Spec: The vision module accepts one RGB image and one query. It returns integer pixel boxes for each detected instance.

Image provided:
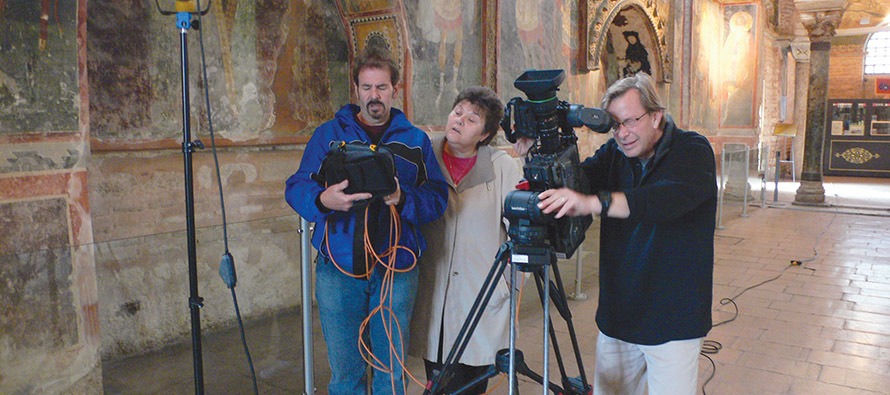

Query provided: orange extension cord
[323,203,420,393]
[323,203,528,393]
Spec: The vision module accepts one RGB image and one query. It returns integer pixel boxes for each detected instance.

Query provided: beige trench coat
[409,136,524,366]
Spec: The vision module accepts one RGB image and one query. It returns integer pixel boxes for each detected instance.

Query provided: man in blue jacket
[536,72,717,395]
[285,46,447,395]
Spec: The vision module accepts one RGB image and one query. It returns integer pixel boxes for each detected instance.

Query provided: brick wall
[829,41,867,98]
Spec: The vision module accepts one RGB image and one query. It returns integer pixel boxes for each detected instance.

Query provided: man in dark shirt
[536,72,717,395]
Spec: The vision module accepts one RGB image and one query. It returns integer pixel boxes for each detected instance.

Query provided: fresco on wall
[266,0,347,136]
[720,4,758,128]
[407,0,482,125]
[0,0,78,134]
[602,7,658,89]
[496,0,601,117]
[0,198,77,350]
[557,0,600,107]
[690,0,721,128]
[500,0,556,99]
[87,0,347,143]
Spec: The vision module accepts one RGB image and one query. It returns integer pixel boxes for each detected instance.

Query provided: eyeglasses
[611,111,650,132]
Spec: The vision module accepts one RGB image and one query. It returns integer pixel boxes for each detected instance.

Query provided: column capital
[794,0,849,42]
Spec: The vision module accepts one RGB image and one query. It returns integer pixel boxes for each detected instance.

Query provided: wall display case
[824,100,890,177]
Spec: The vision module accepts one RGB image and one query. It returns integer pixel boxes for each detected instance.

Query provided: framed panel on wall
[824,99,890,178]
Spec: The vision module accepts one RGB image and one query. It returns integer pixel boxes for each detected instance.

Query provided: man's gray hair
[600,73,666,127]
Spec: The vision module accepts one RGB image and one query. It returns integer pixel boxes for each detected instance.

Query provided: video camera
[500,69,613,260]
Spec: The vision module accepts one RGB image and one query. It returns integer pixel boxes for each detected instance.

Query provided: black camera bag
[314,141,397,200]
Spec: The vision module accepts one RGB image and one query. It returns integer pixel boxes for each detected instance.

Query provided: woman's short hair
[352,45,400,86]
[452,86,504,147]
[600,72,666,128]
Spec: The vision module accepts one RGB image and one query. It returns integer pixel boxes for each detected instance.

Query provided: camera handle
[424,242,591,395]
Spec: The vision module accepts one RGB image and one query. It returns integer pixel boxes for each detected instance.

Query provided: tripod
[424,241,591,395]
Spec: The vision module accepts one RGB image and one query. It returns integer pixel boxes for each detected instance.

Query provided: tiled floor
[103,177,890,394]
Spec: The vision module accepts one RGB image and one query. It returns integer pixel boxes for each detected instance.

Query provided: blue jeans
[315,254,419,395]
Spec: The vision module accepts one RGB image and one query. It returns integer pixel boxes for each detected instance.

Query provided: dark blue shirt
[582,119,717,345]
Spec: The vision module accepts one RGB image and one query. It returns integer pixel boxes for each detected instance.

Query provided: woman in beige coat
[411,86,524,394]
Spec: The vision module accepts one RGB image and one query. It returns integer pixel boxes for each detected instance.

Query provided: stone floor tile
[101,179,890,393]
[818,366,890,394]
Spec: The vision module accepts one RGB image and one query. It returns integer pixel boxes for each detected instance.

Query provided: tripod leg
[446,365,499,395]
[532,268,571,390]
[508,261,518,395]
[549,260,591,389]
[426,243,511,395]
[543,266,550,395]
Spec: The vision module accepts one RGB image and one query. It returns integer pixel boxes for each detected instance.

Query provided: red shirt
[442,149,476,185]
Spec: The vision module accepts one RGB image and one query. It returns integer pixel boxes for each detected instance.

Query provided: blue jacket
[285,104,448,273]
[582,118,717,345]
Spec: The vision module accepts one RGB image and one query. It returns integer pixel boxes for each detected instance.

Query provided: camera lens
[503,190,551,224]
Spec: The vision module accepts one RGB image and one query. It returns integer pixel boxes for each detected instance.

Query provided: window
[864,31,890,74]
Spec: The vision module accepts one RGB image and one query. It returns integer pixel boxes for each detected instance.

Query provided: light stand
[154,1,212,394]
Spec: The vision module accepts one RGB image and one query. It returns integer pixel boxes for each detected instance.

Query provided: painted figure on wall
[516,0,548,68]
[690,0,721,128]
[621,31,651,77]
[720,6,756,127]
[602,9,657,87]
[417,0,471,107]
[1,0,77,134]
[557,0,577,69]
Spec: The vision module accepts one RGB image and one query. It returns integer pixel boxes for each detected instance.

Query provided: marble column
[792,0,847,205]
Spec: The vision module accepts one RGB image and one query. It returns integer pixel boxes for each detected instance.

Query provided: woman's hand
[512,137,535,157]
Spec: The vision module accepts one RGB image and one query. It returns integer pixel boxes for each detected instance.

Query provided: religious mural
[498,0,593,105]
[602,7,658,88]
[408,0,478,120]
[690,0,721,128]
[0,0,78,134]
[87,0,347,143]
[0,198,78,350]
[720,3,758,128]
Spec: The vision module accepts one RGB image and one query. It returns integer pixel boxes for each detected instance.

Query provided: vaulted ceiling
[840,0,890,29]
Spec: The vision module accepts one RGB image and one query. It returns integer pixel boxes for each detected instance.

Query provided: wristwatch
[597,190,612,217]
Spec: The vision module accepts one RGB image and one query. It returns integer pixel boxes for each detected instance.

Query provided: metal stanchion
[716,149,727,230]
[774,150,781,202]
[568,244,587,300]
[759,143,767,208]
[300,218,315,395]
[741,148,750,217]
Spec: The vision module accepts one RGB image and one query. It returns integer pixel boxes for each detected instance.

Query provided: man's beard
[366,100,387,120]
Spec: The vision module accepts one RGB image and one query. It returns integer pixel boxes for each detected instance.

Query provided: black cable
[230,288,258,393]
[712,266,791,327]
[701,202,838,393]
[194,0,229,252]
[193,1,258,393]
[699,340,720,395]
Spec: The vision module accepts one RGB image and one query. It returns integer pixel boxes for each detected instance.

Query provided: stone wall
[81,0,350,364]
[0,0,103,392]
[87,148,302,356]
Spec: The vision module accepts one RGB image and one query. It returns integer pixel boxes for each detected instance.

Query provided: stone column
[792,0,847,205]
